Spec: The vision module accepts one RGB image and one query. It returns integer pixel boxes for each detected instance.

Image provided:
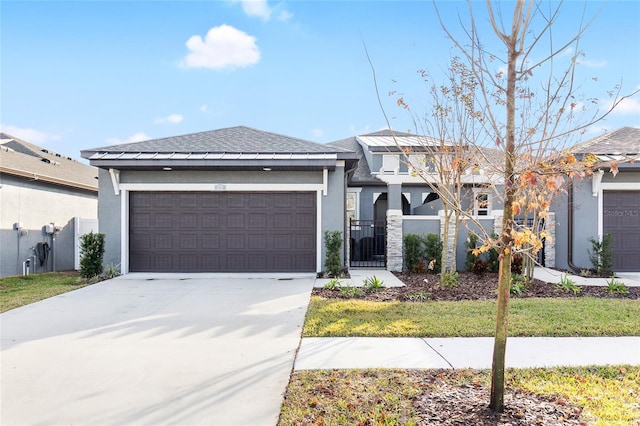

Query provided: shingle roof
[327,137,383,184]
[572,127,640,155]
[84,126,355,155]
[0,133,98,192]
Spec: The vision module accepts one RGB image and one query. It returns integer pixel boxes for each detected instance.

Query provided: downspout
[567,180,582,272]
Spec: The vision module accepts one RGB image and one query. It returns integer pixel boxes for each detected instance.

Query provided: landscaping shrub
[511,253,523,275]
[324,231,343,277]
[79,232,106,279]
[465,233,481,273]
[404,233,442,273]
[588,234,613,276]
[424,233,443,273]
[403,233,424,272]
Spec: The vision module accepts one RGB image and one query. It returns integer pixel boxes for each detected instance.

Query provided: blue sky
[2,0,639,160]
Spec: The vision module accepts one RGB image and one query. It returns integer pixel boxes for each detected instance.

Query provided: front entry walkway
[1,274,315,426]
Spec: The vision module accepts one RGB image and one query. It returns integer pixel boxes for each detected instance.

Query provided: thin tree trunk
[489,3,519,411]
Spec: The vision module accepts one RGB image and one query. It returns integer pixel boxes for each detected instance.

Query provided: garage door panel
[155,213,173,228]
[603,190,640,272]
[202,234,220,249]
[130,191,316,272]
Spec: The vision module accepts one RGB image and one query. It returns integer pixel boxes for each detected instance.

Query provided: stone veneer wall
[386,209,403,271]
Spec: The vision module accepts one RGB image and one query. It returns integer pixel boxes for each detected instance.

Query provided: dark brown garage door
[129,192,316,272]
[603,190,640,272]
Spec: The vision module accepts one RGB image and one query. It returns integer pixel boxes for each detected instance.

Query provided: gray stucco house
[81,126,358,274]
[554,127,640,273]
[0,133,98,277]
[328,129,508,271]
[331,127,639,274]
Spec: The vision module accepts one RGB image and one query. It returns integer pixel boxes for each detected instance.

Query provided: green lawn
[0,272,89,313]
[279,366,640,425]
[304,296,640,337]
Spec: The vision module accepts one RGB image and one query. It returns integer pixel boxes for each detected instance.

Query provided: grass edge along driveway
[304,296,640,337]
[0,272,89,313]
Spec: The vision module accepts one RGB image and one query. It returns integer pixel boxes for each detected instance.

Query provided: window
[474,192,491,216]
[382,155,399,174]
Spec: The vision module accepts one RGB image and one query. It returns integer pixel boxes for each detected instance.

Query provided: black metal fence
[349,220,386,268]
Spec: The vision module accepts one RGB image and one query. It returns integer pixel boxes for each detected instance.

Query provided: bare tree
[421,0,639,412]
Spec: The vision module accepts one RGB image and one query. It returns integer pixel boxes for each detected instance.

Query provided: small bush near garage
[323,231,343,277]
[80,232,106,279]
[588,234,613,276]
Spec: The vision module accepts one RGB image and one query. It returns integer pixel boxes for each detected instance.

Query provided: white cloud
[602,96,640,115]
[240,0,272,20]
[154,114,184,124]
[106,132,150,145]
[0,124,61,144]
[232,0,293,22]
[180,25,260,70]
[311,128,323,138]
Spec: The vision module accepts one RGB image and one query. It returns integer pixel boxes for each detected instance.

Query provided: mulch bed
[412,371,585,425]
[313,271,640,301]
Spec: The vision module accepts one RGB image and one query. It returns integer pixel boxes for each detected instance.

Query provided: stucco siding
[0,174,97,277]
[98,168,345,273]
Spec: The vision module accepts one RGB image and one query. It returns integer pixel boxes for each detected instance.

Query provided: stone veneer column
[544,212,556,268]
[386,209,403,271]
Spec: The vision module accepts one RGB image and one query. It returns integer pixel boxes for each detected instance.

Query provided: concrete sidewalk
[295,336,640,370]
[534,267,640,287]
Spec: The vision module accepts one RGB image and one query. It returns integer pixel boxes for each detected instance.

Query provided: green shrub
[363,275,385,292]
[606,278,629,295]
[79,232,106,279]
[555,273,581,294]
[323,278,342,290]
[324,231,343,277]
[510,274,528,296]
[404,233,442,273]
[424,234,443,273]
[465,233,479,272]
[403,233,425,272]
[588,234,614,277]
[441,271,459,288]
[339,285,364,298]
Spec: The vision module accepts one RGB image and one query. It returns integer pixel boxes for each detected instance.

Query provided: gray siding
[0,174,97,277]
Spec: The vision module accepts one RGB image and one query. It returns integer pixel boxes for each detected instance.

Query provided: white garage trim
[118,183,325,274]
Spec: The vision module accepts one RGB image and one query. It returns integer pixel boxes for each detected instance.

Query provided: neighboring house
[328,130,507,271]
[81,126,358,274]
[554,127,640,273]
[0,133,98,278]
[331,127,638,274]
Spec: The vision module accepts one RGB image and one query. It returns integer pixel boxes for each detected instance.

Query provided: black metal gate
[349,220,386,268]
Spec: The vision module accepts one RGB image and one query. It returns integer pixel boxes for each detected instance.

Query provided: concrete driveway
[1,273,315,426]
